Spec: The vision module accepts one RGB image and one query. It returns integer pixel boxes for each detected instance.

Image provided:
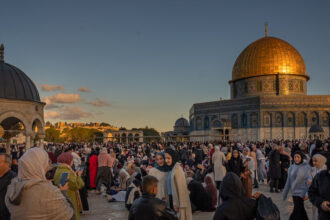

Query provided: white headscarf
[18,147,49,180]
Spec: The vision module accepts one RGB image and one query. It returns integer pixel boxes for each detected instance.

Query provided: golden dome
[232,36,309,81]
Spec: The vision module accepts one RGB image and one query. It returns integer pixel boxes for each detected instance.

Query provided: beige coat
[212,148,227,181]
[171,163,193,220]
[149,167,168,200]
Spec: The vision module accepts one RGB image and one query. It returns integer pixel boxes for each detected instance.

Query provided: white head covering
[18,147,49,180]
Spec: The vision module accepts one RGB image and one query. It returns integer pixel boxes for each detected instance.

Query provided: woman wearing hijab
[282,151,311,220]
[226,148,244,177]
[241,147,254,198]
[204,176,217,211]
[278,145,291,190]
[309,154,327,220]
[165,148,192,220]
[213,172,261,220]
[5,148,74,220]
[87,149,98,189]
[212,146,226,190]
[96,148,114,196]
[149,152,169,200]
[54,152,85,220]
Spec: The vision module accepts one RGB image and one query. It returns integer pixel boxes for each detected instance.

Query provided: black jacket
[213,172,257,220]
[308,170,330,220]
[188,180,212,211]
[0,170,16,220]
[268,149,281,179]
[129,193,178,220]
[226,157,244,177]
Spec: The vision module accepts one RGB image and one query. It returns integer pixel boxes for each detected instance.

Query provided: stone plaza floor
[81,183,313,220]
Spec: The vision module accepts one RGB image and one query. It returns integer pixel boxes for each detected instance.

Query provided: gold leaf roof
[232,36,309,81]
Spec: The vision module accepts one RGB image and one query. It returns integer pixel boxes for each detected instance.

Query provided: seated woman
[213,172,261,220]
[125,178,142,210]
[204,176,217,211]
[5,148,74,220]
[188,179,212,212]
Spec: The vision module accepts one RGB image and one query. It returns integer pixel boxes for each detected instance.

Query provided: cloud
[40,84,65,92]
[42,93,82,105]
[86,98,111,107]
[44,111,61,119]
[44,106,92,120]
[44,104,61,110]
[78,87,91,93]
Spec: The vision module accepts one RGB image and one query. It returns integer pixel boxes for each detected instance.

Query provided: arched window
[241,113,247,128]
[204,116,210,130]
[287,112,295,127]
[264,112,271,127]
[311,112,319,126]
[298,112,307,127]
[250,113,258,128]
[275,112,283,127]
[321,112,329,127]
[231,114,238,129]
[196,117,202,130]
[190,118,194,131]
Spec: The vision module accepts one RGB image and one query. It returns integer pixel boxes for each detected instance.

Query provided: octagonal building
[189,29,330,141]
[0,44,45,149]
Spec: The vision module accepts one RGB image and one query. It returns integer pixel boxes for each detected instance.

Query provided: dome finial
[265,22,268,37]
[0,44,4,63]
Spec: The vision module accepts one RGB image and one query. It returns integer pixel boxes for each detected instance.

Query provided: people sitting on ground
[187,179,212,212]
[129,175,178,220]
[204,176,217,211]
[125,178,142,210]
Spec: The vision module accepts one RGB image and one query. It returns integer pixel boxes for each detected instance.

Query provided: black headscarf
[155,152,170,172]
[165,148,180,169]
[293,151,304,165]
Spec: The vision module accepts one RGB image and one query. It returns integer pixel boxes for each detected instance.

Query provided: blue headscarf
[155,152,170,172]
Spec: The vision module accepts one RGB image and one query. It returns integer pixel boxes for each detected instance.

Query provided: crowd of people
[0,139,329,220]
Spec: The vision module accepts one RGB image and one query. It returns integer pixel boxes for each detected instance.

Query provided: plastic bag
[256,194,280,220]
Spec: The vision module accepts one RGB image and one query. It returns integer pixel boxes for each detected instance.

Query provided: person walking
[87,149,98,189]
[282,151,311,220]
[268,144,281,193]
[278,145,290,190]
[165,148,192,220]
[309,154,327,220]
[308,156,330,220]
[256,145,266,184]
[212,146,227,190]
[226,148,244,177]
[96,148,114,196]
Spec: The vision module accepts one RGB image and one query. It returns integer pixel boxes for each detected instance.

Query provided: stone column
[25,136,31,149]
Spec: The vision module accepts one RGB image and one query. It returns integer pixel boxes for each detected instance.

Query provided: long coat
[149,167,168,200]
[54,164,85,220]
[268,149,281,179]
[212,149,226,181]
[170,163,193,220]
[88,155,98,188]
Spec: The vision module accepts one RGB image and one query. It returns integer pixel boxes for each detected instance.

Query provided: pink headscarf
[57,152,73,166]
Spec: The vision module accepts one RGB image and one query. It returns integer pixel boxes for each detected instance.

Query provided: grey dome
[0,62,40,102]
[175,117,189,127]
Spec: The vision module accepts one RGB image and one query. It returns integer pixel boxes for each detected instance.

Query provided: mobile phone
[59,172,69,186]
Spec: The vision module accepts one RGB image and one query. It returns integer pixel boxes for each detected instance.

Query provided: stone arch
[128,133,133,142]
[134,133,140,142]
[196,116,202,130]
[264,112,271,127]
[298,112,307,127]
[274,112,283,127]
[311,111,319,126]
[204,116,210,130]
[231,114,238,129]
[321,112,329,127]
[0,111,30,134]
[121,133,127,143]
[287,112,295,127]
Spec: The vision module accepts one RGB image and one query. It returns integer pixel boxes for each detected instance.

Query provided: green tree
[45,128,61,142]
